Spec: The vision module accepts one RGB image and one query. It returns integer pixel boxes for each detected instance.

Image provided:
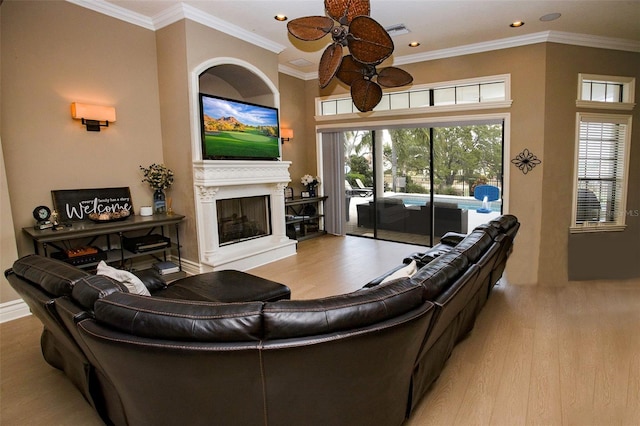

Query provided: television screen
[200,94,280,160]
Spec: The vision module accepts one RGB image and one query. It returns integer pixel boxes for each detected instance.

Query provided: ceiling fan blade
[351,78,383,112]
[287,16,334,41]
[377,67,414,88]
[348,16,394,64]
[336,55,366,86]
[325,0,370,25]
[318,43,344,88]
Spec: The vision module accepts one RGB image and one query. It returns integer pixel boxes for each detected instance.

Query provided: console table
[23,214,184,272]
[285,196,327,241]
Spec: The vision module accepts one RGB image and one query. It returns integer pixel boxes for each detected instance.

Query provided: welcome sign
[52,187,134,222]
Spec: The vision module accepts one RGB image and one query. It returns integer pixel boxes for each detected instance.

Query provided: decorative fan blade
[325,0,370,25]
[287,16,335,41]
[318,43,344,88]
[377,67,414,88]
[348,16,394,64]
[351,78,383,112]
[335,55,367,86]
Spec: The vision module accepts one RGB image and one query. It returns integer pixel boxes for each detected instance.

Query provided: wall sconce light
[281,128,293,143]
[71,102,116,131]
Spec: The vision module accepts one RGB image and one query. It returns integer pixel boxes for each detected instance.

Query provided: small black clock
[33,205,51,222]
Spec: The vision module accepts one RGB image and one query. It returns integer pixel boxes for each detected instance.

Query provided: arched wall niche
[190,57,280,162]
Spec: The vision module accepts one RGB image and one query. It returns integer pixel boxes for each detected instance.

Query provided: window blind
[575,115,628,226]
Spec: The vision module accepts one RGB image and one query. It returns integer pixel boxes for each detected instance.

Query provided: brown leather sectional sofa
[5,215,519,426]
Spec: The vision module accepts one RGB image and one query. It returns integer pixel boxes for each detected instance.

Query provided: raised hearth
[193,160,296,271]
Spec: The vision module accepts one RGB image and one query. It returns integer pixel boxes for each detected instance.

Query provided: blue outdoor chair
[474,185,500,213]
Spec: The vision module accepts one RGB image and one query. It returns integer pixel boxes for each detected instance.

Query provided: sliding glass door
[344,122,503,246]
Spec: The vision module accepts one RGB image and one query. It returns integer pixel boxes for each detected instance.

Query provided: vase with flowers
[301,174,320,197]
[140,163,174,214]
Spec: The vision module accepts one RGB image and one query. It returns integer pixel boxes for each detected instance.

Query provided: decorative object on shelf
[32,205,53,230]
[301,174,320,197]
[511,149,541,175]
[140,163,174,213]
[140,206,153,216]
[286,0,413,112]
[284,186,294,199]
[52,187,133,222]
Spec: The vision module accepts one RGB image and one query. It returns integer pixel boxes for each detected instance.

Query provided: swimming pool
[399,195,501,212]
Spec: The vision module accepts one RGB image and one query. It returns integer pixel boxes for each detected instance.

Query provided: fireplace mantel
[193,160,296,271]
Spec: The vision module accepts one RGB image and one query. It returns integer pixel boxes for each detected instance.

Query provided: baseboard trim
[0,299,31,323]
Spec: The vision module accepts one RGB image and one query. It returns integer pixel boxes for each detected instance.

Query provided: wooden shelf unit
[23,214,185,273]
[285,196,327,241]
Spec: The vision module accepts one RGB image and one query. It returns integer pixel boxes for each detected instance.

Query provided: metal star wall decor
[511,148,541,174]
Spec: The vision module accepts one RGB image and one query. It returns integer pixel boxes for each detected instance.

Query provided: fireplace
[193,160,296,271]
[217,196,271,246]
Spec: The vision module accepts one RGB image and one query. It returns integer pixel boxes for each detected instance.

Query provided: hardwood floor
[2,234,639,425]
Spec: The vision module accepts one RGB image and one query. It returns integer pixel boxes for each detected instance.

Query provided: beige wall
[280,74,311,194]
[1,1,164,302]
[542,44,640,282]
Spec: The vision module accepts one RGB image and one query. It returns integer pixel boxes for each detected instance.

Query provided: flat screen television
[199,93,280,160]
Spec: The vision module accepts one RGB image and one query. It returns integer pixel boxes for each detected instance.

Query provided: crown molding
[66,0,286,54]
[179,4,285,54]
[291,30,640,81]
[546,31,640,53]
[66,0,155,30]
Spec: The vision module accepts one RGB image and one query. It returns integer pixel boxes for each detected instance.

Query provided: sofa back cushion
[452,230,494,263]
[12,254,89,297]
[71,275,129,310]
[93,293,264,342]
[263,279,424,339]
[410,252,469,300]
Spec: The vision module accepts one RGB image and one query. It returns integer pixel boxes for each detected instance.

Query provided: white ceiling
[78,0,640,78]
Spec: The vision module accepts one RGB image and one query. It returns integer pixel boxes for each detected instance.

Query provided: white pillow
[96,261,151,296]
[381,260,418,284]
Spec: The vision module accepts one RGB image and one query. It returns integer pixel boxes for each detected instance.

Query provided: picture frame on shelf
[284,186,294,200]
[301,191,310,198]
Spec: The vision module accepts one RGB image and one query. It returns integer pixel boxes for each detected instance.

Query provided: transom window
[576,74,635,110]
[318,75,510,117]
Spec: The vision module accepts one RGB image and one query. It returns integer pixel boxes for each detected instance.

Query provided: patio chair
[474,185,500,213]
[355,178,373,197]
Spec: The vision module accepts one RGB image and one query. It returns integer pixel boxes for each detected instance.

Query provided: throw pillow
[381,260,417,283]
[96,261,151,296]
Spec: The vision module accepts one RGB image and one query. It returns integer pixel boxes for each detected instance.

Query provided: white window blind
[572,113,631,231]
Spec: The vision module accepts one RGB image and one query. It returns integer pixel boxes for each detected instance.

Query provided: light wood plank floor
[2,234,640,425]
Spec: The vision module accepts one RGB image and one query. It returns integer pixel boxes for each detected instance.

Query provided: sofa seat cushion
[410,252,469,300]
[263,279,425,339]
[94,293,264,342]
[72,275,129,310]
[12,254,89,297]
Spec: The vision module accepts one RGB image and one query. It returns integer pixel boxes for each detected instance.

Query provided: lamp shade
[281,128,293,139]
[71,103,116,122]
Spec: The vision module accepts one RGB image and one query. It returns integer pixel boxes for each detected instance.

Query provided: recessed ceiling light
[540,13,561,22]
[274,14,288,22]
[510,21,525,28]
[409,41,420,47]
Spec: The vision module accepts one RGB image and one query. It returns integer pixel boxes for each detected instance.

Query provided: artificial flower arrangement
[301,174,320,188]
[140,163,174,190]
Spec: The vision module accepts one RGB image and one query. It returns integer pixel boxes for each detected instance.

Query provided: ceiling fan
[287,0,413,112]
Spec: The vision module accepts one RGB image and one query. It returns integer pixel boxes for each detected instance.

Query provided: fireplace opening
[217,195,271,246]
